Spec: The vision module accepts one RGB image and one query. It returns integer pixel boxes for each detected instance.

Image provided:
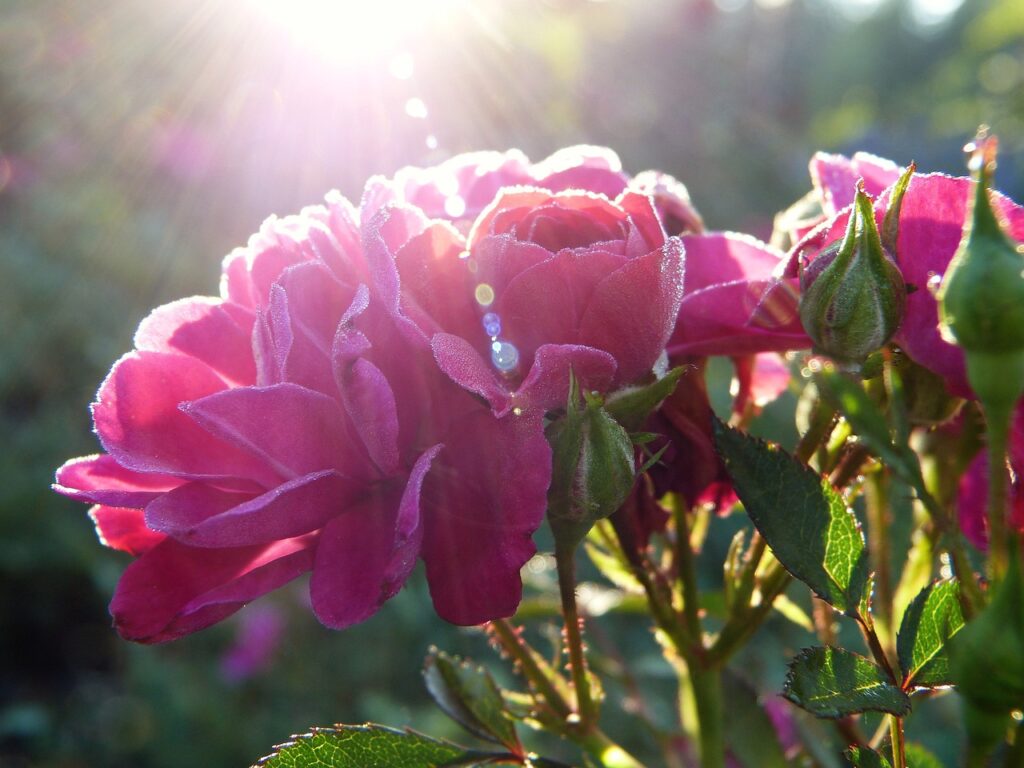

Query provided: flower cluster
[56,143,1024,643]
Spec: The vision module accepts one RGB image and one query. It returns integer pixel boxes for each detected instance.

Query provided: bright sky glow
[251,0,463,63]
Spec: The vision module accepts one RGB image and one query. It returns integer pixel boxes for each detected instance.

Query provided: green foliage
[897,580,965,689]
[846,745,892,768]
[815,369,921,486]
[713,421,870,617]
[904,743,943,768]
[423,649,520,750]
[604,366,685,432]
[253,725,495,768]
[720,672,788,768]
[783,647,910,719]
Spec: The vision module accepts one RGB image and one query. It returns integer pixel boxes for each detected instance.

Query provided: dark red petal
[422,409,549,625]
[146,471,361,547]
[111,535,313,643]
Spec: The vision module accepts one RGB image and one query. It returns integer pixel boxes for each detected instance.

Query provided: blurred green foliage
[0,0,1020,765]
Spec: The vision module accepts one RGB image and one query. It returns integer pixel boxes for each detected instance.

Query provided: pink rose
[56,183,550,641]
[789,158,1024,398]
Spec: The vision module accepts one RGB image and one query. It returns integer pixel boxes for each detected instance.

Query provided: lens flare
[250,0,463,63]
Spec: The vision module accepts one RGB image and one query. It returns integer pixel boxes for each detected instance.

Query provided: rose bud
[798,167,912,370]
[938,134,1024,416]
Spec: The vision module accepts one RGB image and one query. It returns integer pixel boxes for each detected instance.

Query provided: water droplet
[425,134,438,150]
[474,283,495,307]
[926,271,942,296]
[565,713,582,725]
[512,406,523,416]
[444,195,467,218]
[482,312,502,338]
[404,97,428,119]
[490,340,519,372]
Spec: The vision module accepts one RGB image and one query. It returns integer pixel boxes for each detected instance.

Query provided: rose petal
[182,383,372,481]
[92,351,274,485]
[89,505,166,555]
[579,239,685,385]
[111,535,314,643]
[145,470,361,547]
[422,408,549,624]
[54,454,179,507]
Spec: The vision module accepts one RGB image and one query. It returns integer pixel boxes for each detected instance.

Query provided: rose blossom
[55,146,700,642]
[55,183,550,641]
[788,154,1024,398]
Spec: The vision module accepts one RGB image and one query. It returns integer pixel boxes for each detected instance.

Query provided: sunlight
[250,0,463,63]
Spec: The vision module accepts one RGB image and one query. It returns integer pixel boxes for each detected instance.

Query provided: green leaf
[846,745,893,768]
[897,580,965,689]
[585,521,643,593]
[904,743,943,768]
[423,649,519,749]
[815,369,920,485]
[713,421,870,616]
[253,724,493,768]
[721,671,789,768]
[783,647,911,718]
[604,365,686,431]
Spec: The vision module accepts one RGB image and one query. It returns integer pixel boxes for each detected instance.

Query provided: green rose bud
[938,133,1024,414]
[799,168,912,370]
[547,376,636,555]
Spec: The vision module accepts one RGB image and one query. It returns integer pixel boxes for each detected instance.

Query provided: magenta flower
[55,181,550,641]
[54,146,701,643]
[669,232,809,358]
[958,402,1024,549]
[790,161,1024,398]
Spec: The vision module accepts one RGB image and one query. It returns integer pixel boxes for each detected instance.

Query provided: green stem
[866,470,895,651]
[670,496,726,768]
[889,716,907,768]
[555,546,598,727]
[706,559,792,667]
[489,619,646,768]
[985,398,1012,582]
[489,618,571,720]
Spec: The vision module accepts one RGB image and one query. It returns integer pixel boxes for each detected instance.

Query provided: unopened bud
[799,168,912,369]
[938,132,1024,413]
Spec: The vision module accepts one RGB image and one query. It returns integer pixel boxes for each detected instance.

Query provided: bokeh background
[2,0,1022,765]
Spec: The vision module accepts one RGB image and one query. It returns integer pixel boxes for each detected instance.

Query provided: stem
[860,616,897,683]
[688,664,725,768]
[489,619,646,768]
[555,546,597,727]
[795,397,838,464]
[489,619,572,720]
[672,497,702,641]
[670,496,726,768]
[865,470,895,651]
[889,716,907,768]
[706,559,792,667]
[985,399,1012,582]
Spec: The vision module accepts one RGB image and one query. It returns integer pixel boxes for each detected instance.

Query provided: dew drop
[475,283,495,307]
[490,340,519,373]
[512,406,523,416]
[926,271,942,296]
[425,134,438,150]
[482,312,502,338]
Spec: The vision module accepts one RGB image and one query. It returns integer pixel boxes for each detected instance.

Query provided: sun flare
[250,0,463,62]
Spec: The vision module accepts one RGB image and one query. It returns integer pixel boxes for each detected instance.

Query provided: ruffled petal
[422,409,549,624]
[311,447,440,630]
[110,535,314,643]
[134,297,256,386]
[54,454,179,507]
[89,505,166,555]
[182,383,372,481]
[92,351,273,485]
[580,239,685,385]
[145,470,361,547]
